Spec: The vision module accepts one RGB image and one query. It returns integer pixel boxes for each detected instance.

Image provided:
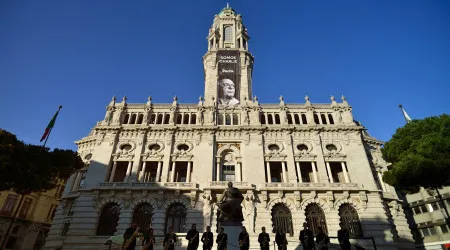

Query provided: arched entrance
[339,203,363,237]
[271,203,294,235]
[305,203,328,234]
[132,203,153,230]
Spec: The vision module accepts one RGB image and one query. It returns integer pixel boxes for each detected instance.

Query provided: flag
[40,106,62,142]
[399,104,412,123]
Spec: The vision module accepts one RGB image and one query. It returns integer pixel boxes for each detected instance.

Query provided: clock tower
[203,4,254,106]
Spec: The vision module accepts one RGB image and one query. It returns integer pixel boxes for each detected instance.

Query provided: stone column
[126,161,133,182]
[140,161,147,182]
[156,161,162,182]
[266,162,271,183]
[326,162,333,183]
[341,162,350,183]
[109,161,117,182]
[170,162,176,182]
[216,162,221,181]
[236,162,242,182]
[186,161,192,183]
[296,162,302,183]
[312,162,318,183]
[282,162,288,183]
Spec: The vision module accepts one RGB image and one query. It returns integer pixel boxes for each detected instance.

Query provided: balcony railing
[262,182,360,189]
[97,182,197,190]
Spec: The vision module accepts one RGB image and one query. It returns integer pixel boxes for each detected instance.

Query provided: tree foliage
[0,129,84,195]
[382,114,450,193]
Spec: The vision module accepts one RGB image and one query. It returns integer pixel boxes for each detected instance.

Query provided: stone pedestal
[221,221,243,250]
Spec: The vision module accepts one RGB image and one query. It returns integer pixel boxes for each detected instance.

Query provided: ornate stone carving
[294,191,301,210]
[326,191,334,209]
[123,190,132,208]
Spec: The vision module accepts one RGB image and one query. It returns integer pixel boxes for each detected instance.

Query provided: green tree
[0,129,84,195]
[0,129,84,249]
[381,114,450,193]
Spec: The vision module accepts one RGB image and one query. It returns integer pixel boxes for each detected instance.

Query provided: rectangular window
[19,198,32,218]
[1,194,18,216]
[222,165,235,181]
[298,162,313,183]
[431,202,440,210]
[413,206,421,214]
[61,222,70,236]
[440,224,449,234]
[429,227,437,235]
[420,204,428,213]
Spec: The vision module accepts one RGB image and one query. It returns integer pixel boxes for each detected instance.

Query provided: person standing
[315,226,329,250]
[338,222,351,250]
[142,227,155,250]
[258,227,270,250]
[275,227,287,250]
[299,222,314,250]
[216,227,228,250]
[123,222,139,250]
[186,224,200,250]
[201,226,214,250]
[238,226,250,250]
[163,226,177,250]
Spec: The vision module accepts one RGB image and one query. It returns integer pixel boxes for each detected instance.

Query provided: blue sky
[1,0,449,150]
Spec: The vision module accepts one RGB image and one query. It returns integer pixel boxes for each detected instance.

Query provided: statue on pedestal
[217,182,244,222]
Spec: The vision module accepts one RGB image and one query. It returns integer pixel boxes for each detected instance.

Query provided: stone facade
[44,5,414,250]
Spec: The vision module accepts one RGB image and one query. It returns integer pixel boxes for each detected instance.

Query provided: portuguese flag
[40,106,62,142]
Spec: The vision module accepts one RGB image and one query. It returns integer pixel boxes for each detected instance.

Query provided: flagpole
[42,126,53,149]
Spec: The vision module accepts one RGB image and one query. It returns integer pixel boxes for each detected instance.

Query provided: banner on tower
[217,50,240,106]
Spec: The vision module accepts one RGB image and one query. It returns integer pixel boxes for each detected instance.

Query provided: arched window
[96,203,120,236]
[163,114,170,124]
[224,26,233,42]
[287,114,293,124]
[157,114,163,124]
[272,204,294,236]
[191,114,197,124]
[328,114,334,124]
[260,114,266,124]
[305,203,328,235]
[339,204,363,237]
[133,203,153,230]
[274,114,281,124]
[301,114,307,124]
[218,114,224,125]
[233,114,239,125]
[177,114,183,124]
[123,114,130,124]
[130,114,137,124]
[150,114,156,124]
[313,114,320,124]
[137,114,144,124]
[268,114,274,124]
[165,203,186,233]
[183,114,190,124]
[321,114,327,124]
[225,114,231,125]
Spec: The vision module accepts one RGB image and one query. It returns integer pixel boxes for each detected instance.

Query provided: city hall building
[45,5,414,250]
